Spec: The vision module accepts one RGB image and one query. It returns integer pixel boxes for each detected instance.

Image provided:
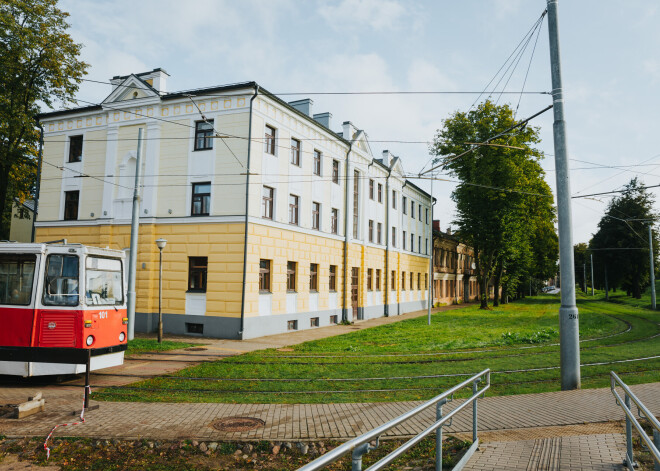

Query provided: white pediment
[102,75,160,105]
[390,157,405,178]
[351,130,374,158]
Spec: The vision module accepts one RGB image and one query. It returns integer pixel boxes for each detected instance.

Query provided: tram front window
[43,254,79,306]
[85,257,123,305]
[0,254,36,305]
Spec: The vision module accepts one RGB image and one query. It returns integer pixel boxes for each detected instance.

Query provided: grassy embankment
[97,291,659,404]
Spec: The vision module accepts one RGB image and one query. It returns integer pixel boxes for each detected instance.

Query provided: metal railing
[299,369,490,471]
[611,371,660,470]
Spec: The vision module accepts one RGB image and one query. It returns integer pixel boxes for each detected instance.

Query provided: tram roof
[0,242,125,258]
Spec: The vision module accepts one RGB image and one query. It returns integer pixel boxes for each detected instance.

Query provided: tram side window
[86,257,123,305]
[0,254,36,305]
[43,254,79,306]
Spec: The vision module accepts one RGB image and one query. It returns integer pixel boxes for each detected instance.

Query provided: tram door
[351,267,362,320]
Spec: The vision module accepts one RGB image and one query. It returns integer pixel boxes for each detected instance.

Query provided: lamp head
[155,238,167,250]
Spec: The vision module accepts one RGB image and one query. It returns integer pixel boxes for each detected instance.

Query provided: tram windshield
[0,254,36,305]
[85,257,123,306]
[43,254,79,306]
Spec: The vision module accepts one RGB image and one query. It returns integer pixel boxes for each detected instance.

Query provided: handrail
[610,371,660,470]
[299,368,490,471]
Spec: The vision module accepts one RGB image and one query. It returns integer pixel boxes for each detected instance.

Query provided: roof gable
[102,74,160,105]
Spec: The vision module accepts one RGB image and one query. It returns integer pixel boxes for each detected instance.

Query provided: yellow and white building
[35,69,433,339]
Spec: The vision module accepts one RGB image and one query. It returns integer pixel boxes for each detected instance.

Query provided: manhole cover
[185,347,207,351]
[211,417,265,432]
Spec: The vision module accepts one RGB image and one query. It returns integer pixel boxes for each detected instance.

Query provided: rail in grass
[298,369,490,471]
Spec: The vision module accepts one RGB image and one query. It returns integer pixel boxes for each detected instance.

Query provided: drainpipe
[239,84,259,339]
[341,143,353,323]
[384,164,392,316]
[31,120,44,243]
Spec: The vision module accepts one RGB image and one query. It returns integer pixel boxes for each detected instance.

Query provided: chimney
[382,150,394,167]
[433,220,440,232]
[288,98,313,116]
[313,112,332,129]
[144,68,169,93]
[343,121,359,141]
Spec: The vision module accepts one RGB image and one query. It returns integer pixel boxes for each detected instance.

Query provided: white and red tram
[0,242,127,376]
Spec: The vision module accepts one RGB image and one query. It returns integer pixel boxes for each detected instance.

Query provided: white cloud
[319,0,408,31]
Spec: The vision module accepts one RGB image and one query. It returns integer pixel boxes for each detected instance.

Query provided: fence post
[436,398,448,471]
[654,429,660,471]
[624,394,635,469]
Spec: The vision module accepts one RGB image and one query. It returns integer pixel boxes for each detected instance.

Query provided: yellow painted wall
[78,129,107,219]
[39,137,66,221]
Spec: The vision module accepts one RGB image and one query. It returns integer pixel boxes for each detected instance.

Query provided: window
[426,238,429,255]
[392,227,396,248]
[191,182,211,216]
[331,208,339,234]
[353,170,359,238]
[43,254,79,306]
[312,202,321,230]
[369,179,374,200]
[417,273,421,290]
[188,257,207,292]
[392,190,397,209]
[332,160,340,184]
[377,223,382,244]
[330,315,338,324]
[425,273,428,290]
[287,320,298,331]
[403,196,408,214]
[0,254,36,306]
[329,265,337,291]
[411,200,415,217]
[259,259,271,292]
[265,125,276,155]
[310,263,318,291]
[376,269,381,291]
[310,317,319,327]
[419,236,422,253]
[403,231,407,250]
[287,261,297,291]
[262,186,274,219]
[377,183,383,203]
[313,150,322,175]
[64,191,79,221]
[367,268,373,291]
[411,233,415,252]
[289,194,299,225]
[402,271,406,290]
[391,270,396,290]
[290,138,301,166]
[85,257,123,306]
[369,220,374,242]
[419,205,422,221]
[186,323,204,334]
[426,208,429,224]
[68,135,83,162]
[194,121,214,150]
[410,272,414,290]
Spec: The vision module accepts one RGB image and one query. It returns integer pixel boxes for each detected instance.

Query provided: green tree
[0,0,88,238]
[431,100,556,309]
[590,178,658,298]
[573,242,589,293]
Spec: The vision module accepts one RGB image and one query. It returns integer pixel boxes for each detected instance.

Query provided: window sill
[191,213,210,217]
[186,290,206,294]
[193,148,213,152]
[259,291,272,295]
[286,290,297,294]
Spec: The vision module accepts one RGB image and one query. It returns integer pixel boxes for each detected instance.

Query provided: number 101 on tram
[0,242,128,376]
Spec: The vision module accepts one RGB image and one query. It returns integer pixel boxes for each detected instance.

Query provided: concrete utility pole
[649,225,656,310]
[590,254,594,296]
[127,128,144,341]
[583,263,586,293]
[428,173,434,326]
[547,0,581,390]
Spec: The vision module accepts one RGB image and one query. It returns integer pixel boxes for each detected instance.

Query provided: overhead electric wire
[514,11,545,117]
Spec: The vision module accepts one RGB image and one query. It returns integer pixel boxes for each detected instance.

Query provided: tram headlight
[86,335,94,346]
[119,332,126,342]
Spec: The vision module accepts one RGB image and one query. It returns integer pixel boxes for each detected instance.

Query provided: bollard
[436,398,448,471]
[351,440,378,471]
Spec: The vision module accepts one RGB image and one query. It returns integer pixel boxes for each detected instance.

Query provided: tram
[0,241,128,376]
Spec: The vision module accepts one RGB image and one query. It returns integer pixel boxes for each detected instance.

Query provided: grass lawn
[125,338,199,355]
[97,291,660,404]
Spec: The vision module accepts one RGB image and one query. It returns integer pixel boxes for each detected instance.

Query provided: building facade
[432,223,479,305]
[35,69,433,339]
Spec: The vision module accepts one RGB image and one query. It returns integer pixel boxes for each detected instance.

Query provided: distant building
[35,68,433,339]
[432,221,479,305]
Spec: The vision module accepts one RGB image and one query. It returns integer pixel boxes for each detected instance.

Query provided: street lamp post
[155,238,167,343]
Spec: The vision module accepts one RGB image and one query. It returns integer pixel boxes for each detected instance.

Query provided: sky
[56,0,660,245]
